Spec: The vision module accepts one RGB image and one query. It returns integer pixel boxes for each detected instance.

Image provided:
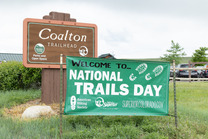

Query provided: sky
[0,0,208,59]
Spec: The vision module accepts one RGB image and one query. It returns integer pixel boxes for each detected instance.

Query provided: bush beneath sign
[0,61,41,90]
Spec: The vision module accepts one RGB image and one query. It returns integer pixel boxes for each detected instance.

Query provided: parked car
[176,64,199,78]
[195,66,204,78]
[200,65,208,78]
[170,66,174,77]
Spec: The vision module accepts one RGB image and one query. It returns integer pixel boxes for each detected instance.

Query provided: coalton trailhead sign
[23,18,97,68]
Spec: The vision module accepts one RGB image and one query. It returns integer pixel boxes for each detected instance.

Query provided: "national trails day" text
[68,59,163,97]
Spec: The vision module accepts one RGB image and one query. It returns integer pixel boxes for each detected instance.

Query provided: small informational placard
[23,18,97,68]
[64,56,170,116]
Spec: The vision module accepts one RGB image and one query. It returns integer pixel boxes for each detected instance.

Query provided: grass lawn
[0,89,41,116]
[0,82,207,138]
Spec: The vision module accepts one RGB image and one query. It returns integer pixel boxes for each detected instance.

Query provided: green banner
[64,56,170,116]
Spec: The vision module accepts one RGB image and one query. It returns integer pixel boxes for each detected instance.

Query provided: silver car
[176,64,199,78]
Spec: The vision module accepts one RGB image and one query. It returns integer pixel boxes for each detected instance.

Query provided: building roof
[0,53,22,62]
[98,53,116,59]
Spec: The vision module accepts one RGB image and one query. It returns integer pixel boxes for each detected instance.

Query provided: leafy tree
[191,47,208,65]
[161,40,186,65]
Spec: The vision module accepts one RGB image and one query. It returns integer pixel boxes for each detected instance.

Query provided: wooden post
[60,54,63,138]
[41,12,76,104]
[188,61,191,82]
[173,60,178,128]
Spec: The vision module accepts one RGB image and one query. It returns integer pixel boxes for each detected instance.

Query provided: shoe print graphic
[145,65,163,81]
[129,63,147,81]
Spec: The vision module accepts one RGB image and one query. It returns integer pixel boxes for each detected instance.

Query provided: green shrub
[0,61,23,90]
[21,66,42,89]
[0,61,41,90]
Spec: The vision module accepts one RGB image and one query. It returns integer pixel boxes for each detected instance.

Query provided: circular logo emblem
[79,46,88,56]
[95,97,105,107]
[34,43,45,54]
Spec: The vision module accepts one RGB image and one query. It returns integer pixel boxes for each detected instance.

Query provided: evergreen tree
[161,40,186,65]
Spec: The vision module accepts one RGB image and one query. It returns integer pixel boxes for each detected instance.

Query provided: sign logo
[70,96,76,110]
[95,97,118,107]
[79,46,88,56]
[34,43,45,54]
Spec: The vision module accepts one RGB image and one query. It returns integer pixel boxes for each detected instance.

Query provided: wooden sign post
[23,12,98,104]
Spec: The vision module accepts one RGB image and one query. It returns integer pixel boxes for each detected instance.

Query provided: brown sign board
[23,18,97,68]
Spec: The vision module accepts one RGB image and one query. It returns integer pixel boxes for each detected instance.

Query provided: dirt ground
[3,99,64,118]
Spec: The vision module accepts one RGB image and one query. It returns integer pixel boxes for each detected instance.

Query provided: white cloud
[0,0,208,59]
